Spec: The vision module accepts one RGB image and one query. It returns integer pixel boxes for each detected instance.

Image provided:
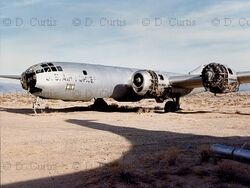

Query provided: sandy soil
[0,92,250,188]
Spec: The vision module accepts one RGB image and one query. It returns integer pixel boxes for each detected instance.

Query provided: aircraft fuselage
[23,62,187,102]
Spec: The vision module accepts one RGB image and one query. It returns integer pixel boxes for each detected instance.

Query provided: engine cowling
[132,70,167,97]
[201,63,239,94]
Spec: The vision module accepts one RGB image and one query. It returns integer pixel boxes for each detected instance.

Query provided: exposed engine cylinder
[201,63,239,94]
[132,70,167,97]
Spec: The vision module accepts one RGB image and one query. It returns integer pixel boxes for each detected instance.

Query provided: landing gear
[164,96,181,113]
[91,98,108,111]
[32,96,40,115]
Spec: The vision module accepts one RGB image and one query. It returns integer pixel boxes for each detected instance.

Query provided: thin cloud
[11,0,43,7]
[1,0,250,74]
[187,1,250,19]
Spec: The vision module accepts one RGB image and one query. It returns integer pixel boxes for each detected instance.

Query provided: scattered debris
[211,144,250,164]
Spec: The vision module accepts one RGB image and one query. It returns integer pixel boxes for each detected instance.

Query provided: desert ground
[0,92,250,188]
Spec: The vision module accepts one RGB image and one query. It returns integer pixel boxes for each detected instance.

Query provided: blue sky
[1,0,250,76]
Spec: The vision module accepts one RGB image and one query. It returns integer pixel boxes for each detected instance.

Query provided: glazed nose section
[21,68,37,92]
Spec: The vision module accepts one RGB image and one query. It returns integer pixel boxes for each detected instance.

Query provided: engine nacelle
[132,70,168,97]
[201,63,239,94]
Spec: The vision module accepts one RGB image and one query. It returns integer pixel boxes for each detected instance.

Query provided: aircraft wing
[169,71,250,89]
[0,75,21,80]
[168,74,203,88]
[236,71,250,84]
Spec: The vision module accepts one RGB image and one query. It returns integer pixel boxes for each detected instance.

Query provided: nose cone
[21,68,37,92]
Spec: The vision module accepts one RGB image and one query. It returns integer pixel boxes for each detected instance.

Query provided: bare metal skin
[1,62,250,113]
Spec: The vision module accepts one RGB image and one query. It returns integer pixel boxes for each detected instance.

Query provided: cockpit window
[36,69,44,74]
[228,68,233,75]
[35,63,63,74]
[41,64,48,68]
[158,74,164,80]
[50,66,57,72]
[44,67,51,72]
[48,63,54,66]
[56,66,63,71]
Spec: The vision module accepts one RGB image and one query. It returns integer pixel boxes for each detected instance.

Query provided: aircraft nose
[21,68,37,92]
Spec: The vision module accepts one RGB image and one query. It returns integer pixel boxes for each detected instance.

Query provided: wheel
[92,98,108,110]
[164,101,178,113]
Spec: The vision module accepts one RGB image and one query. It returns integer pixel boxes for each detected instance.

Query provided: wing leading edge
[0,75,21,80]
[236,71,250,84]
[168,74,202,88]
[169,71,250,89]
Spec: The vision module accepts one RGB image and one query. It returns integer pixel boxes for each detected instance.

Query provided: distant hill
[240,84,250,91]
[0,82,249,93]
[0,82,23,92]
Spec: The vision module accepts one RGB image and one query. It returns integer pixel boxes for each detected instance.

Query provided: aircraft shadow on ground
[0,105,148,114]
[2,119,250,188]
[176,111,250,116]
[1,105,250,116]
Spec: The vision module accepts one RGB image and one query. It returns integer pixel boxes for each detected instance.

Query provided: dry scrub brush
[107,160,137,185]
[217,160,250,186]
[158,147,180,166]
[199,144,212,163]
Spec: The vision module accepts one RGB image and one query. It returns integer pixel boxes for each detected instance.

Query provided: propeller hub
[133,73,144,87]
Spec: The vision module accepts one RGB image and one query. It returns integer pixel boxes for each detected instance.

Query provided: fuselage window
[51,66,57,72]
[56,66,63,71]
[83,70,88,75]
[158,74,164,80]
